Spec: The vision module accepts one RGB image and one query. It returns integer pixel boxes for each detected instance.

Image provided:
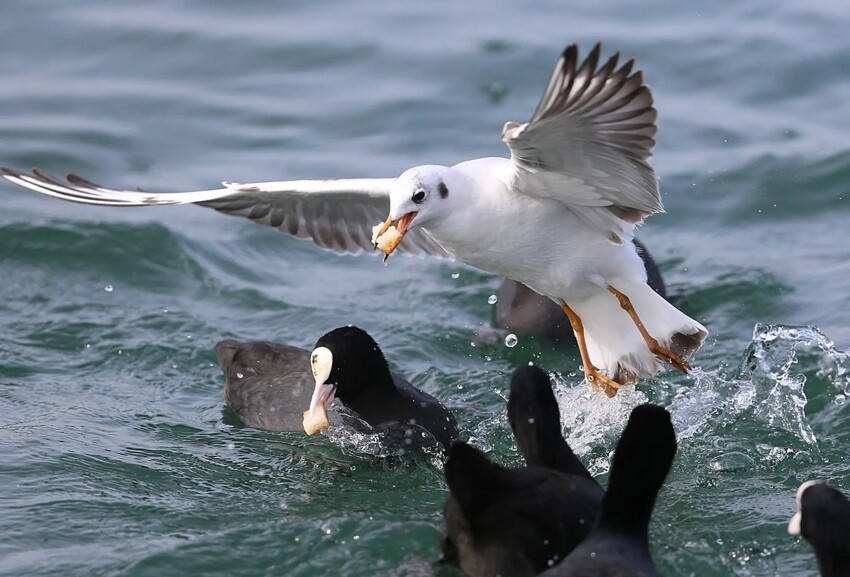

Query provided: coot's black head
[601,404,676,539]
[507,366,560,440]
[313,326,392,401]
[303,326,395,434]
[506,365,592,479]
[789,481,850,577]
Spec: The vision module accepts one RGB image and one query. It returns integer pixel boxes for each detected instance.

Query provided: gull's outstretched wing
[0,168,449,256]
[502,43,661,242]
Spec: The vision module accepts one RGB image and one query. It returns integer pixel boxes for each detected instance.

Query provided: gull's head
[388,165,451,228]
[372,166,453,257]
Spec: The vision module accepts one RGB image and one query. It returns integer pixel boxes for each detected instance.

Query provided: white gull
[0,43,708,395]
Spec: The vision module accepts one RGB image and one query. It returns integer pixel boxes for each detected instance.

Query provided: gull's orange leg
[607,285,690,372]
[560,302,621,397]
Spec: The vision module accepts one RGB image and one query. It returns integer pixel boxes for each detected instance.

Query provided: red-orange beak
[395,211,417,236]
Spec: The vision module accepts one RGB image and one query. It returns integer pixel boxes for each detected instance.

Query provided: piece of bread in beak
[302,408,330,435]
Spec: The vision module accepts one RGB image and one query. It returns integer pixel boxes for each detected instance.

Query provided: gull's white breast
[422,158,647,302]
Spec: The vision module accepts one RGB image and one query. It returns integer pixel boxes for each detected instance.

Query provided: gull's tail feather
[571,278,707,383]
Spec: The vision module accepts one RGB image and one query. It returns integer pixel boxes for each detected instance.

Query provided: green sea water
[1,1,849,576]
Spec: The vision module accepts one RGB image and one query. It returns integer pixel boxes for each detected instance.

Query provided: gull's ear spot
[438,180,449,199]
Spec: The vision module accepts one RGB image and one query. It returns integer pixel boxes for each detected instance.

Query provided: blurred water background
[1,1,849,576]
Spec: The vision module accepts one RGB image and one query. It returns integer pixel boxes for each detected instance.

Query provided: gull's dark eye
[412,189,426,204]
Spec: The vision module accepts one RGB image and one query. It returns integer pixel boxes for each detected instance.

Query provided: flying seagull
[0,43,707,395]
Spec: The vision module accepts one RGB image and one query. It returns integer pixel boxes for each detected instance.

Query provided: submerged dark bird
[216,338,315,431]
[788,480,850,577]
[540,404,676,577]
[216,326,459,451]
[442,366,602,576]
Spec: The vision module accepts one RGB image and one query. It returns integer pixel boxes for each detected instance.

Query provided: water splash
[743,324,818,444]
[670,324,849,450]
[322,411,446,468]
[546,324,849,476]
[551,373,648,476]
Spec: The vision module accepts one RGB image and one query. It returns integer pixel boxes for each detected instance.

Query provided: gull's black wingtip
[559,41,605,62]
[0,166,28,178]
[588,41,602,61]
[67,173,105,188]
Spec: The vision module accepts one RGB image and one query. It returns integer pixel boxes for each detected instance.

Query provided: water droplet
[353,535,360,540]
[451,272,460,279]
[186,334,192,340]
[236,372,244,379]
[487,294,498,305]
[226,442,235,450]
[470,342,476,348]
[835,394,846,405]
[485,356,491,362]
[85,344,91,349]
[104,284,113,292]
[162,307,169,313]
[527,417,535,424]
[504,333,518,348]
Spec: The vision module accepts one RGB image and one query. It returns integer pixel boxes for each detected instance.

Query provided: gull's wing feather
[502,43,661,240]
[0,168,448,256]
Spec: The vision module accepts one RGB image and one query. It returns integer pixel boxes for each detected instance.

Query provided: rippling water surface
[1,1,849,576]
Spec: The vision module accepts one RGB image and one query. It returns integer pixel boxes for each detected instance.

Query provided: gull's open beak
[303,347,336,435]
[396,212,417,235]
[373,212,418,258]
